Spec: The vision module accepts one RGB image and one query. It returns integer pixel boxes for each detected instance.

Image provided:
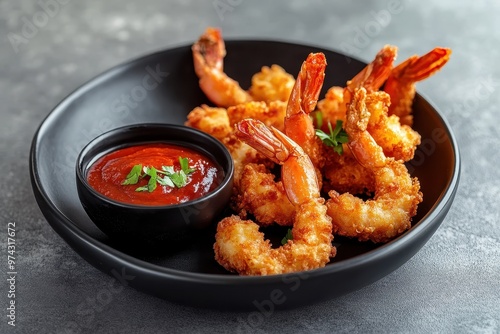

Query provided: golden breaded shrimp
[316,86,346,124]
[384,47,452,125]
[227,100,287,132]
[322,146,376,195]
[221,135,273,189]
[231,53,328,225]
[249,65,295,103]
[317,45,397,127]
[319,49,417,194]
[198,101,286,191]
[321,90,419,195]
[326,88,423,243]
[234,163,295,226]
[192,27,253,107]
[185,104,231,141]
[344,88,387,169]
[317,58,385,195]
[365,91,421,162]
[284,52,327,170]
[185,104,274,191]
[214,119,335,275]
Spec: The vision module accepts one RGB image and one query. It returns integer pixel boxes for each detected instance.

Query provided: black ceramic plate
[30,40,460,310]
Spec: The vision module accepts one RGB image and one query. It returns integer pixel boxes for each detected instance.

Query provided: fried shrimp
[185,28,451,270]
[384,47,452,126]
[235,163,295,226]
[214,119,335,275]
[326,88,423,243]
[192,27,253,107]
[322,146,376,195]
[316,86,346,124]
[232,53,327,225]
[185,104,231,141]
[186,100,287,139]
[319,47,417,194]
[365,91,421,162]
[249,65,295,103]
[318,45,399,194]
[317,45,397,128]
[226,100,287,132]
[185,103,275,192]
[222,136,273,188]
[285,52,327,171]
[321,90,419,192]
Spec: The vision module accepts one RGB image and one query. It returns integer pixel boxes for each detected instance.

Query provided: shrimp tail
[284,52,327,172]
[192,27,253,107]
[235,119,290,165]
[284,53,326,142]
[192,27,225,76]
[387,47,451,83]
[236,119,319,205]
[289,52,327,115]
[346,45,398,97]
[384,47,452,125]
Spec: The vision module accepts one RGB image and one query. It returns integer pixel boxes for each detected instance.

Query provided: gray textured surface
[1,0,499,333]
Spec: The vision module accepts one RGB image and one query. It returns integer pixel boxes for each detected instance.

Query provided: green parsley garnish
[143,166,160,192]
[121,157,196,193]
[281,228,293,245]
[313,110,324,129]
[179,157,196,174]
[314,113,349,155]
[122,164,142,185]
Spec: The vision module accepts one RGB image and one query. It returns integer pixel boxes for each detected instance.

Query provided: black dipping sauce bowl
[76,123,234,246]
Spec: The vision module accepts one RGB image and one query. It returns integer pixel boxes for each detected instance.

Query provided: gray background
[1,0,499,333]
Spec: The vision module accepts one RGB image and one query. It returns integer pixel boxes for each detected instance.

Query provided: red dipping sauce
[87,143,223,206]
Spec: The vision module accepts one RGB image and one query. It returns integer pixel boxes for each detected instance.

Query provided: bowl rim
[75,123,235,210]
